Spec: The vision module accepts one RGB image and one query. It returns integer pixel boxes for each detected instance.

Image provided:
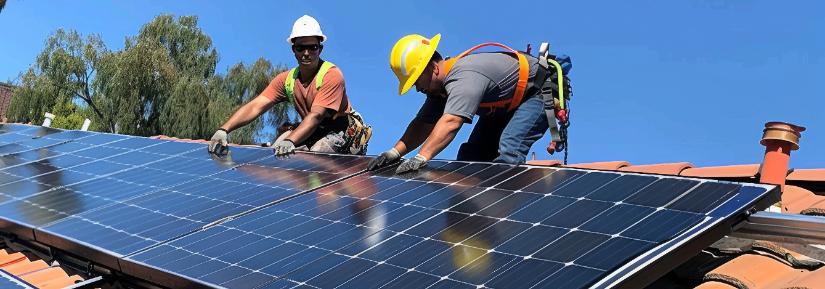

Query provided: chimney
[759,121,805,188]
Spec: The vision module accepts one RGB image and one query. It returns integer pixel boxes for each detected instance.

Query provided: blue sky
[2,0,823,168]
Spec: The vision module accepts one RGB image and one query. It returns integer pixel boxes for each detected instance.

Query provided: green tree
[8,14,289,142]
[93,38,177,135]
[211,58,289,144]
[7,29,107,126]
[135,14,217,80]
[50,101,92,130]
[159,76,208,139]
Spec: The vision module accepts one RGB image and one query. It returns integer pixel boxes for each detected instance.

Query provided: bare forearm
[220,97,273,132]
[286,112,324,145]
[418,115,463,160]
[394,119,434,156]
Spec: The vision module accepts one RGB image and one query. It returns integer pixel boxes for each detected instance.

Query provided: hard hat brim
[399,33,441,95]
[287,34,326,44]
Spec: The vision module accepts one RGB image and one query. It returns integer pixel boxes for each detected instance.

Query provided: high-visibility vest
[284,61,336,104]
[442,43,529,112]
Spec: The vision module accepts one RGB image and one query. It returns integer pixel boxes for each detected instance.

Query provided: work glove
[208,129,229,155]
[366,148,401,171]
[395,154,428,174]
[273,139,296,156]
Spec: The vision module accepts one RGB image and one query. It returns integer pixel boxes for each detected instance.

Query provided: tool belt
[341,111,372,155]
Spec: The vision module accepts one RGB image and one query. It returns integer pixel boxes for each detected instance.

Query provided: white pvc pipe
[81,119,91,131]
[42,112,55,127]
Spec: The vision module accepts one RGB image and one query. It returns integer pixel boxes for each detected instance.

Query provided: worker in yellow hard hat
[208,15,371,157]
[368,33,568,173]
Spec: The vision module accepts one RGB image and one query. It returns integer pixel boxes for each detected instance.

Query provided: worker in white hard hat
[208,15,371,156]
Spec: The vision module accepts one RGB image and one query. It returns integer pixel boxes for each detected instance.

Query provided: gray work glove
[366,148,401,171]
[273,139,296,156]
[395,154,428,174]
[208,129,229,155]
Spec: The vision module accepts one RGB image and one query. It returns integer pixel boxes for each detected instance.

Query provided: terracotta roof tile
[1,259,48,276]
[694,281,737,289]
[151,135,264,148]
[565,161,630,170]
[525,159,562,166]
[0,249,83,288]
[25,268,83,289]
[618,162,694,175]
[780,185,825,214]
[0,252,26,267]
[680,164,761,178]
[697,244,825,289]
[787,169,825,182]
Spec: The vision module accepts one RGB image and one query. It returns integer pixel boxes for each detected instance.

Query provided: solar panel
[0,125,370,269]
[0,125,778,288]
[121,159,777,289]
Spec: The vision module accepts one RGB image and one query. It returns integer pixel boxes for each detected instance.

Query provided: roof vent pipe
[759,121,805,189]
[42,112,55,127]
[81,119,91,131]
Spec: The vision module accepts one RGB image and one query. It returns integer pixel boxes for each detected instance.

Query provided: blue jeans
[456,95,549,164]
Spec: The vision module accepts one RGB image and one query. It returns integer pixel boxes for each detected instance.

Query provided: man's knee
[309,132,346,153]
[494,149,526,164]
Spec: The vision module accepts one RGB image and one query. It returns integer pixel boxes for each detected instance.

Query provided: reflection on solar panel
[0,124,778,289]
[124,162,775,288]
[0,124,369,269]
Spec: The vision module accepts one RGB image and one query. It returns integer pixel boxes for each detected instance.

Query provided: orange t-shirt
[260,65,352,119]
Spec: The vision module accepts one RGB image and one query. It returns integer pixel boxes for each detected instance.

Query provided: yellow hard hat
[389,33,441,95]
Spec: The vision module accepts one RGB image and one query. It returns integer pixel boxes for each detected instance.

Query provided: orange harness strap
[442,43,529,112]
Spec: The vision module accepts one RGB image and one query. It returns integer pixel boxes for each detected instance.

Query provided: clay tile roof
[0,248,83,288]
[779,185,825,214]
[526,159,562,166]
[696,242,825,289]
[787,169,825,182]
[680,164,761,178]
[618,162,694,175]
[565,161,630,170]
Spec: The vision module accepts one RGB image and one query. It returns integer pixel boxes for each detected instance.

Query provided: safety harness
[442,43,571,163]
[282,61,373,154]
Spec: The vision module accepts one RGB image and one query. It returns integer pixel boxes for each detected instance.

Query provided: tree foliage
[7,29,106,127]
[8,14,290,143]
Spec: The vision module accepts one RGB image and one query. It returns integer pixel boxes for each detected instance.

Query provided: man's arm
[417,113,464,160]
[284,105,331,145]
[220,95,277,132]
[393,118,436,156]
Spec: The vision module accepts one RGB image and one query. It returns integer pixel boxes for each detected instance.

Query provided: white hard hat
[287,15,326,44]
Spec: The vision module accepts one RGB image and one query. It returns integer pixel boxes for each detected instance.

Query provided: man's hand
[208,129,229,155]
[395,154,428,174]
[366,148,401,171]
[273,139,296,156]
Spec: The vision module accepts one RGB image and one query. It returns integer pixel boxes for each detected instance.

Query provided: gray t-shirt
[416,52,540,124]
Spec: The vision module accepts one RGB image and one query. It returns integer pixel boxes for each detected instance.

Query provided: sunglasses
[292,44,321,52]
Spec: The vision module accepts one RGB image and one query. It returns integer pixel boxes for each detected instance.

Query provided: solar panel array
[0,124,778,289]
